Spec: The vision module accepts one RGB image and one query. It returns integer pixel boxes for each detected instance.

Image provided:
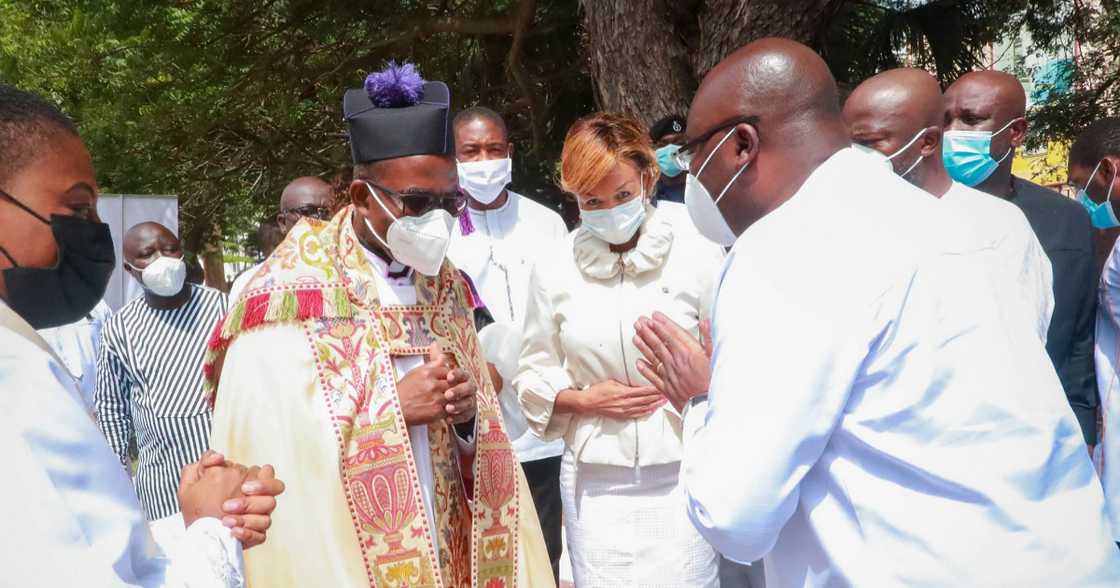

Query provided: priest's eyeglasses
[369,181,468,217]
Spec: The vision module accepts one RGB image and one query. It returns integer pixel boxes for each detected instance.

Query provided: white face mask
[579,181,647,245]
[457,157,512,205]
[685,127,746,247]
[364,182,455,276]
[884,127,928,178]
[138,254,187,297]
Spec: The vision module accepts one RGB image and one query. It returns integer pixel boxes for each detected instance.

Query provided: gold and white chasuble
[204,207,552,587]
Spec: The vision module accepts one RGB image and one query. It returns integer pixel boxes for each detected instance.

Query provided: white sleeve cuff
[164,517,245,588]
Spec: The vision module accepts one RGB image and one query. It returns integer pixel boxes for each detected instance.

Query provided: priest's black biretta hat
[343,62,452,164]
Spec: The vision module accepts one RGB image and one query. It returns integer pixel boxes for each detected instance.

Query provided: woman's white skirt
[560,451,719,587]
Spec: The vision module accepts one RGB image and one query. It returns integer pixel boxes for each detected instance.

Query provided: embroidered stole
[206,209,520,587]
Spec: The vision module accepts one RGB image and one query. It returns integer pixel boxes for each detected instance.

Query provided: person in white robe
[1069,117,1120,544]
[636,40,1120,587]
[0,81,284,587]
[37,298,112,413]
[515,113,724,587]
[447,106,571,580]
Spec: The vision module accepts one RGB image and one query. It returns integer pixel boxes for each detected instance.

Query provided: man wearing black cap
[205,62,552,587]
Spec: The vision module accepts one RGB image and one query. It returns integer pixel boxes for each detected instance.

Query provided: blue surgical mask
[1077,160,1119,229]
[942,118,1020,187]
[656,144,684,178]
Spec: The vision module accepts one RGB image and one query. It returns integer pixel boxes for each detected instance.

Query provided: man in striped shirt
[96,221,226,540]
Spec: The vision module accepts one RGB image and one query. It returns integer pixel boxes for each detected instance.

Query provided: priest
[205,62,553,587]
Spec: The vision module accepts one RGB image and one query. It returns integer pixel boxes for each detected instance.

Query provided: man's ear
[506,142,515,159]
[350,179,371,212]
[1008,117,1028,148]
[920,127,942,158]
[732,123,759,168]
[1100,157,1120,192]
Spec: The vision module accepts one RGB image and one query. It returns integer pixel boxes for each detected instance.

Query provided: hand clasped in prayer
[633,312,712,412]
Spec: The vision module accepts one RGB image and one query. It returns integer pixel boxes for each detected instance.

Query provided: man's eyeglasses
[368,181,468,218]
[281,205,335,221]
[673,115,760,172]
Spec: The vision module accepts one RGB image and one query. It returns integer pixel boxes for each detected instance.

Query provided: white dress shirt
[941,181,1054,342]
[449,191,568,462]
[681,147,1120,587]
[0,301,244,587]
[1095,239,1120,540]
[37,299,112,412]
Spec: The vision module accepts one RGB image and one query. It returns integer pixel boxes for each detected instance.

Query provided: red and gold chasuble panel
[205,208,520,588]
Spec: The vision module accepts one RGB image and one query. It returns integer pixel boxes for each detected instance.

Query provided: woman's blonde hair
[559,112,660,198]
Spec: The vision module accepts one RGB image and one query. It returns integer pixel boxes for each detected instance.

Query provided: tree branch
[508,0,544,155]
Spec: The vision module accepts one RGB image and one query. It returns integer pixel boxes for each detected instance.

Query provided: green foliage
[0,0,592,252]
[1,0,1112,253]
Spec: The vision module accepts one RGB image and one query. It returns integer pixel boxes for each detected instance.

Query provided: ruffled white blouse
[514,204,725,467]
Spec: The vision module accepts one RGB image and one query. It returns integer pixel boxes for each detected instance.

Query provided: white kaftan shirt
[0,301,244,587]
[681,147,1120,587]
[37,299,112,413]
[449,191,569,462]
[941,181,1054,342]
[1095,239,1120,540]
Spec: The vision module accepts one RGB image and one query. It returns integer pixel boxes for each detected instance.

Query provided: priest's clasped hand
[634,313,713,412]
[398,343,478,426]
[177,450,287,549]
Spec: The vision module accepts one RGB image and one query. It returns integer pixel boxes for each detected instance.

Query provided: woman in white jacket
[514,113,725,587]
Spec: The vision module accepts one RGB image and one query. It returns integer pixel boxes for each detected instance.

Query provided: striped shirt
[95,284,226,520]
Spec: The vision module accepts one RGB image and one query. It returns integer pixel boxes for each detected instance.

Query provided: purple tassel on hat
[364,61,426,108]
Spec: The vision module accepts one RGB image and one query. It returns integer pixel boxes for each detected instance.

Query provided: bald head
[124,222,179,263]
[843,68,950,194]
[684,38,850,237]
[692,37,841,134]
[943,70,1028,195]
[278,176,334,232]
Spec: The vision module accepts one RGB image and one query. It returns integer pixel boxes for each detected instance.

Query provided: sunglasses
[281,205,335,221]
[367,181,468,217]
[673,115,760,172]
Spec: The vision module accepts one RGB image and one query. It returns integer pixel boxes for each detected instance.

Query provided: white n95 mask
[685,127,745,247]
[364,183,454,277]
[458,157,512,205]
[140,255,187,297]
[579,181,647,245]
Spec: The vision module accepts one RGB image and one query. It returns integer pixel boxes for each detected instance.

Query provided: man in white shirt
[638,39,1120,587]
[0,81,284,586]
[447,106,568,579]
[1071,117,1120,545]
[227,176,333,306]
[37,298,111,412]
[843,68,1054,342]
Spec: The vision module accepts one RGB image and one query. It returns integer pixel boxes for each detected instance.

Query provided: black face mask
[0,190,115,329]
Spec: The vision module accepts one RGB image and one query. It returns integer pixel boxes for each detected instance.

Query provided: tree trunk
[199,222,227,291]
[581,0,699,125]
[582,0,841,124]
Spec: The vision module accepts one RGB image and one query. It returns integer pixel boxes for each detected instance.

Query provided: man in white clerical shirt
[447,106,569,581]
[0,82,285,587]
[633,39,1120,587]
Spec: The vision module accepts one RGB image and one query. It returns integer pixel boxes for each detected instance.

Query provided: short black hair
[452,106,508,142]
[1070,117,1120,169]
[0,83,79,184]
[649,114,686,142]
